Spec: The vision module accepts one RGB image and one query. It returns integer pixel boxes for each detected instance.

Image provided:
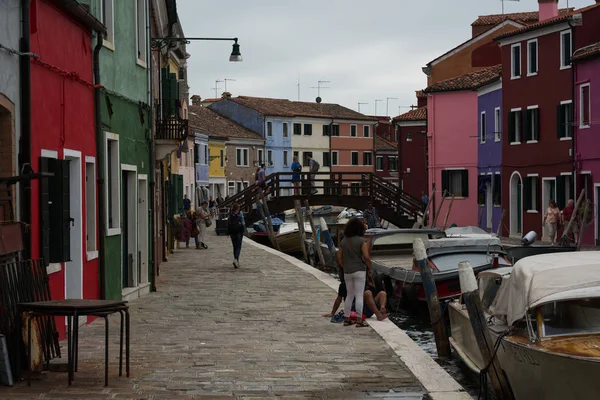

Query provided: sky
[178,0,590,117]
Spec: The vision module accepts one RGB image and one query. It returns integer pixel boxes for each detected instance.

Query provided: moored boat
[250,222,313,253]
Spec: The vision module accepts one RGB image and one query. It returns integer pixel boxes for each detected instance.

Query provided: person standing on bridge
[291,156,302,195]
[307,155,320,195]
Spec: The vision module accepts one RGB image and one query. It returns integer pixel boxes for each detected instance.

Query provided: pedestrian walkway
[2,231,469,400]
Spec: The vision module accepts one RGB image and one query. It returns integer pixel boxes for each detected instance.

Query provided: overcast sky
[178,0,589,117]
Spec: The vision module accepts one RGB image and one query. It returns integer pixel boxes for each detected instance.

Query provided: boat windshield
[541,298,600,337]
[479,275,504,312]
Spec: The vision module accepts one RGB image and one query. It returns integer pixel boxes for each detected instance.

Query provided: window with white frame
[283,150,289,167]
[267,150,273,167]
[293,123,301,135]
[389,156,398,171]
[100,0,114,45]
[304,123,312,136]
[228,181,235,196]
[560,30,572,69]
[558,101,573,138]
[331,151,339,166]
[105,133,120,233]
[257,148,264,165]
[351,151,359,166]
[85,159,97,252]
[511,43,521,79]
[219,149,224,168]
[376,156,384,171]
[480,112,486,143]
[236,148,249,167]
[323,152,330,167]
[363,125,370,138]
[494,107,501,142]
[363,152,372,166]
[442,169,468,197]
[267,121,273,137]
[525,106,539,142]
[350,125,357,137]
[135,0,147,64]
[527,39,538,76]
[283,122,288,137]
[331,124,340,137]
[580,84,591,128]
[508,109,522,143]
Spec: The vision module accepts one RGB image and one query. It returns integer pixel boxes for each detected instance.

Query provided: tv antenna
[310,80,331,98]
[358,102,368,113]
[374,99,383,116]
[223,78,236,92]
[386,97,398,116]
[500,0,520,15]
[212,79,223,98]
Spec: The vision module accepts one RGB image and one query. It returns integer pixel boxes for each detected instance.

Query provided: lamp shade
[229,41,242,62]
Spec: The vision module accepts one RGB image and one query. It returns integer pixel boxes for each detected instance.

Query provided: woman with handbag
[336,217,373,327]
[197,201,211,249]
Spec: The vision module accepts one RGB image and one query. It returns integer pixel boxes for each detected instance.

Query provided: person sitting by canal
[183,194,191,212]
[363,202,381,229]
[197,201,210,249]
[323,274,388,322]
[290,156,302,195]
[227,203,246,269]
[336,217,373,327]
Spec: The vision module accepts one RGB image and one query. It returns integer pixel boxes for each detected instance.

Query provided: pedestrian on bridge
[291,156,302,195]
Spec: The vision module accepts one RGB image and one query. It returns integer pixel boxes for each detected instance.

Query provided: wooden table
[19,299,130,386]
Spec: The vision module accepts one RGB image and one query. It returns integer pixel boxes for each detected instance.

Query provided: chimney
[221,92,232,99]
[538,0,559,22]
[191,95,201,106]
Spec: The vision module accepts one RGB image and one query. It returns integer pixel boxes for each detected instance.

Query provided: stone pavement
[1,230,463,400]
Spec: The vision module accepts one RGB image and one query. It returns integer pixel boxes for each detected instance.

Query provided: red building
[374,136,399,186]
[393,106,428,199]
[495,0,600,239]
[28,0,105,336]
[372,116,394,142]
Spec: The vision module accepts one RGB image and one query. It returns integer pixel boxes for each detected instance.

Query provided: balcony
[155,117,188,160]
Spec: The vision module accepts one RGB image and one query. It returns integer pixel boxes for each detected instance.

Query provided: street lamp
[150,37,243,62]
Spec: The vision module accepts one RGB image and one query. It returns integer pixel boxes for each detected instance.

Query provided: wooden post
[496,209,507,237]
[294,200,309,262]
[462,263,514,400]
[413,238,450,357]
[256,192,280,251]
[305,200,326,267]
[422,183,435,227]
[577,195,590,251]
[431,190,447,228]
[560,189,585,246]
[442,194,456,231]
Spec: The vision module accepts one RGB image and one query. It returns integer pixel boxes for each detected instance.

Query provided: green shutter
[508,111,515,143]
[557,104,563,138]
[441,170,449,197]
[161,68,171,117]
[44,158,71,263]
[60,160,71,262]
[461,170,469,197]
[533,108,539,141]
[556,176,566,209]
[169,72,179,115]
[524,177,532,210]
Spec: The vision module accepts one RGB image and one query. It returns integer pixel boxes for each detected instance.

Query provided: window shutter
[557,104,563,138]
[42,158,71,263]
[169,72,179,114]
[567,103,574,138]
[461,170,469,197]
[524,177,532,210]
[524,109,531,141]
[533,108,539,141]
[441,170,449,196]
[60,160,71,262]
[556,176,566,209]
[508,111,515,142]
[39,157,51,265]
[161,68,172,117]
[176,174,184,214]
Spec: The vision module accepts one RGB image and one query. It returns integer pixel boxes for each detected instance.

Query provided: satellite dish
[316,97,322,103]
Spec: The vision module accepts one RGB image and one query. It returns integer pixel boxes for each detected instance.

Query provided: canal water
[283,212,486,400]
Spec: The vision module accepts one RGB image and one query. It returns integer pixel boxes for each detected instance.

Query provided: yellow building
[208,137,227,200]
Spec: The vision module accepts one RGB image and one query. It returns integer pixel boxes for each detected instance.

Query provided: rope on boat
[477,329,510,400]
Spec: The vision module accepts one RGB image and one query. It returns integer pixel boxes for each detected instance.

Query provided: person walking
[227,203,246,268]
[183,194,191,212]
[336,217,373,327]
[544,200,561,245]
[197,201,210,249]
[290,156,302,195]
[363,201,381,229]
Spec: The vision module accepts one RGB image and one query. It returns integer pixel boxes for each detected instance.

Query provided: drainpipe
[19,0,32,260]
[146,2,156,292]
[568,19,577,192]
[93,32,105,299]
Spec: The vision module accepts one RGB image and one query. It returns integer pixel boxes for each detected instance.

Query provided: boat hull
[448,302,485,373]
[250,230,311,254]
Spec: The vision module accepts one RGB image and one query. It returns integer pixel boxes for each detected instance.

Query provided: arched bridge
[218,172,423,228]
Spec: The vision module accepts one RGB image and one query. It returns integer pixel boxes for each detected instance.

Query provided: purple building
[477,78,503,233]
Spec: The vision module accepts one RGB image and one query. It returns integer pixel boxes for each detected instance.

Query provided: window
[323,152,331,167]
[331,125,340,137]
[376,156,384,171]
[525,106,539,142]
[283,122,288,137]
[194,143,200,164]
[388,156,398,171]
[351,183,360,196]
[85,160,97,253]
[525,176,539,211]
[351,151,359,166]
[363,125,370,138]
[267,121,273,137]
[580,84,591,128]
[219,149,224,168]
[228,181,235,196]
[135,0,147,64]
[556,174,573,209]
[480,112,486,144]
[303,123,312,136]
[293,123,302,135]
[477,175,486,205]
[267,150,273,167]
[494,107,501,142]
[493,174,501,206]
[303,151,313,167]
[511,43,521,79]
[442,170,468,197]
[293,151,299,160]
[100,0,114,45]
[257,148,264,164]
[204,145,208,166]
[363,152,372,166]
[527,39,538,76]
[322,125,331,136]
[508,109,522,143]
[560,30,572,69]
[282,151,288,167]
[350,125,357,137]
[558,101,574,138]
[236,148,249,167]
[331,151,338,166]
[105,133,120,234]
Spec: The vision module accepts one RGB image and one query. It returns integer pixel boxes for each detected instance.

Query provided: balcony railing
[155,117,188,141]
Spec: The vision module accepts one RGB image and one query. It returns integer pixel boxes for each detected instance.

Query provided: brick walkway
[2,231,428,399]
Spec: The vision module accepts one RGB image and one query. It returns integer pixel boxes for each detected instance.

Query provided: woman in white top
[197,201,210,249]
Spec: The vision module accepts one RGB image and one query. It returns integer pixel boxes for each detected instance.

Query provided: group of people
[179,199,210,250]
[544,199,580,245]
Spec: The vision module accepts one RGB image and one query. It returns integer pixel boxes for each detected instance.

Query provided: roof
[188,105,264,142]
[374,136,397,152]
[573,41,600,62]
[472,8,573,26]
[52,0,106,34]
[495,3,600,41]
[499,252,600,326]
[393,106,427,122]
[223,96,376,121]
[423,65,502,93]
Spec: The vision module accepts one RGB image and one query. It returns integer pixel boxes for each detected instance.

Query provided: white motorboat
[250,222,314,253]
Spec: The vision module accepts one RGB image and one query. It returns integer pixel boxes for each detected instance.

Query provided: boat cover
[426,237,502,250]
[497,252,600,326]
[445,226,493,237]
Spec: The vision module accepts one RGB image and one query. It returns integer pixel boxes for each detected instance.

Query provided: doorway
[63,150,82,301]
[510,172,522,236]
[486,180,493,230]
[542,178,557,240]
[121,168,138,290]
[595,184,600,246]
[138,176,149,287]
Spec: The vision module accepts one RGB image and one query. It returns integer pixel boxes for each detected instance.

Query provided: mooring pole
[431,190,447,228]
[496,209,506,237]
[305,200,326,267]
[422,183,435,228]
[560,189,585,246]
[413,238,450,357]
[256,192,279,251]
[294,200,309,262]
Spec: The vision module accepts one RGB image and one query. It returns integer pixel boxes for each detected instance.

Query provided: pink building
[423,66,502,227]
[573,42,600,246]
